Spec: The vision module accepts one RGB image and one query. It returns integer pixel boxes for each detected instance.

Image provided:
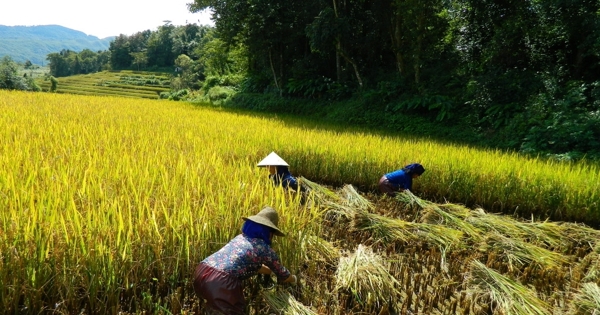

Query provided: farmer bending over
[378,163,426,197]
[192,206,298,315]
[257,151,306,193]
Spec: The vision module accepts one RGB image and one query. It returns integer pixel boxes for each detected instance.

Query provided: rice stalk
[567,282,600,315]
[467,260,552,315]
[300,234,340,265]
[420,204,483,242]
[335,245,401,308]
[395,190,434,210]
[298,177,340,204]
[480,233,569,271]
[582,247,600,283]
[262,290,319,315]
[353,210,463,248]
[339,184,374,211]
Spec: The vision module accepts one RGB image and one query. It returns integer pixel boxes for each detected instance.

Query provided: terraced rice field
[36,70,171,99]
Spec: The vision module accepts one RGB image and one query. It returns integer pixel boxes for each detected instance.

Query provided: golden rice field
[1,90,600,315]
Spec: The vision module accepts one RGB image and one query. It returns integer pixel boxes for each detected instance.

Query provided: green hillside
[0,25,113,65]
[36,71,171,99]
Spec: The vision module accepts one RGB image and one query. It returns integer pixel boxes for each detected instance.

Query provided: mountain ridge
[0,25,114,65]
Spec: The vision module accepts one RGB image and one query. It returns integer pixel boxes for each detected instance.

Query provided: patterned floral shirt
[203,234,291,281]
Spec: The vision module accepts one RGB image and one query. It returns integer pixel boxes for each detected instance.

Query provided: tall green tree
[109,35,133,69]
[146,23,176,67]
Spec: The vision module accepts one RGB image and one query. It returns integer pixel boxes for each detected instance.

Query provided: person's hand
[286,274,298,285]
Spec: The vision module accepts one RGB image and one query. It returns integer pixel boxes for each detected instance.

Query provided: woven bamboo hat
[257,152,289,167]
[242,206,285,236]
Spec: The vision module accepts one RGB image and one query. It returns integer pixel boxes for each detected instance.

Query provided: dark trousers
[193,263,246,315]
[378,176,398,196]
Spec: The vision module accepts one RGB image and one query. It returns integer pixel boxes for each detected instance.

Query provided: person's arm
[258,264,272,275]
[259,264,297,284]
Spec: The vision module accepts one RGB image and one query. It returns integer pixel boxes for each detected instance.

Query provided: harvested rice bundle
[567,282,600,315]
[298,177,341,203]
[339,184,373,211]
[420,204,483,242]
[300,234,340,265]
[480,233,570,271]
[353,210,463,248]
[335,245,401,308]
[262,290,319,315]
[467,260,552,315]
[395,190,434,210]
[299,177,356,220]
[582,244,600,283]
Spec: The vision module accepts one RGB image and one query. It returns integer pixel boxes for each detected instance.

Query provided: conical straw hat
[257,152,289,167]
[242,206,285,236]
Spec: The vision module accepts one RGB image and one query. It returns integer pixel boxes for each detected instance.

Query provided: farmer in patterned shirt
[192,206,298,314]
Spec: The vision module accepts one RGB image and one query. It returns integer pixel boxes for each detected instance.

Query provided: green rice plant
[335,245,401,308]
[467,260,552,315]
[567,282,600,315]
[262,290,319,315]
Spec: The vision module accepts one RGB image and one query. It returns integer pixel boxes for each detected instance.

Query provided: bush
[206,86,235,103]
[159,89,189,101]
[519,81,600,160]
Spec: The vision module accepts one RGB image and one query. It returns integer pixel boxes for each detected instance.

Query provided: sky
[0,0,214,39]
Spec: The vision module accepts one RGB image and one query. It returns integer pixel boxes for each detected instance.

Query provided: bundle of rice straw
[467,260,552,315]
[579,243,600,283]
[339,184,374,211]
[353,210,463,248]
[299,177,356,220]
[480,233,569,271]
[300,234,340,265]
[335,245,401,308]
[567,282,600,315]
[262,290,318,315]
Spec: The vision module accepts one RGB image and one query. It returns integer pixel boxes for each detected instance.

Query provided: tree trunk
[414,10,425,85]
[391,14,405,75]
[337,45,363,88]
[268,48,281,96]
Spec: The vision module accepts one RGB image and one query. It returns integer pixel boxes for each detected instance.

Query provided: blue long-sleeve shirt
[270,168,299,191]
[384,169,413,191]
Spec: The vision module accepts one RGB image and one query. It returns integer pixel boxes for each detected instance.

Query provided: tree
[109,34,133,69]
[130,51,148,71]
[46,52,70,77]
[0,56,32,90]
[146,23,176,67]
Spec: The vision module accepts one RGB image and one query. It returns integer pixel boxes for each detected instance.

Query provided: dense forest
[2,0,599,160]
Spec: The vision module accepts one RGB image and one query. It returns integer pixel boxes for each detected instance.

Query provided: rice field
[35,70,171,99]
[1,90,600,314]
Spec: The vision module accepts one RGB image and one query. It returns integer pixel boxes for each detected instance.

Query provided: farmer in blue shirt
[257,152,305,192]
[378,163,425,196]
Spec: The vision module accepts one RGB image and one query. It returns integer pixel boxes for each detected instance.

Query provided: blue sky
[1,0,213,38]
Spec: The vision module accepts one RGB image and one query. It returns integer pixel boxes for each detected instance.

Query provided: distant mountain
[0,25,114,66]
